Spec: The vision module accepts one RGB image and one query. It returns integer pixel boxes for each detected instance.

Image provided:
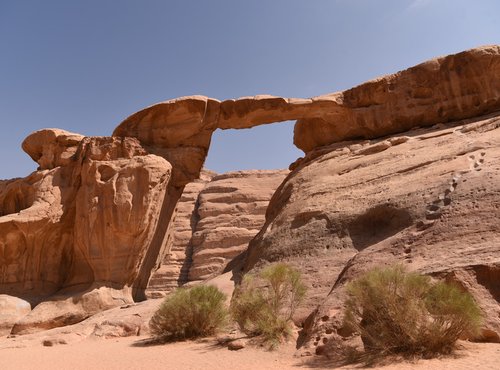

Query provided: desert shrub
[149,285,228,339]
[230,263,306,348]
[343,265,482,358]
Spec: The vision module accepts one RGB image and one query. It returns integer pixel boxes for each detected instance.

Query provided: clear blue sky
[1,0,499,179]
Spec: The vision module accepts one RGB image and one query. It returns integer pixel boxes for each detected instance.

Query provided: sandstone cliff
[1,45,499,342]
[189,170,288,282]
[146,169,288,297]
[146,170,214,298]
[1,130,172,334]
[244,112,500,350]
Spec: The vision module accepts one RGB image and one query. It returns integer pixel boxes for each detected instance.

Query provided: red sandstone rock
[1,133,172,334]
[114,45,500,162]
[189,170,288,282]
[22,129,84,170]
[244,112,500,347]
[2,45,500,339]
[146,170,215,298]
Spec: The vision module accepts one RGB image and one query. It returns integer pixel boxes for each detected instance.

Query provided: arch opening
[204,120,302,173]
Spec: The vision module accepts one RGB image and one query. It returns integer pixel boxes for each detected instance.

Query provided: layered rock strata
[146,170,215,298]
[146,170,288,297]
[189,170,288,282]
[1,45,499,338]
[242,112,500,349]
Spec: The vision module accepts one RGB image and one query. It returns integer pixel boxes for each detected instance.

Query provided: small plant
[343,265,482,358]
[230,263,306,348]
[149,285,228,339]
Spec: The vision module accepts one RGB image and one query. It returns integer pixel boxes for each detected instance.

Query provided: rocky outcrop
[243,112,500,349]
[0,295,31,336]
[146,169,287,296]
[1,130,172,334]
[189,170,288,282]
[114,46,500,163]
[2,44,500,338]
[146,170,215,298]
[294,45,500,151]
[22,129,84,170]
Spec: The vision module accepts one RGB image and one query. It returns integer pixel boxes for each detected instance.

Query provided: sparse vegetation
[149,285,228,339]
[230,263,306,348]
[343,265,482,359]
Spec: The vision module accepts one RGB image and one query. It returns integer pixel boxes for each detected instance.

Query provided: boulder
[22,129,84,170]
[0,295,31,336]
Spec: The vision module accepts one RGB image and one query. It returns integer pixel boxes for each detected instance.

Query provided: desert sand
[0,337,499,370]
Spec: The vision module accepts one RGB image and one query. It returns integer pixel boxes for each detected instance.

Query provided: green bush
[149,285,228,339]
[343,265,482,357]
[230,263,306,348]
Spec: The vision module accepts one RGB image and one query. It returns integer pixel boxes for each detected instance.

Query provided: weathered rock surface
[1,131,172,334]
[0,299,161,347]
[22,129,84,170]
[0,167,74,300]
[114,45,500,161]
[294,45,500,151]
[146,169,287,296]
[189,170,288,282]
[113,96,219,186]
[0,295,31,336]
[243,112,500,348]
[146,170,215,297]
[2,45,500,339]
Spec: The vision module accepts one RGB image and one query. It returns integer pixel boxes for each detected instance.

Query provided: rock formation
[189,170,288,282]
[0,295,31,336]
[1,45,499,343]
[146,170,215,298]
[1,130,172,334]
[146,169,287,297]
[244,112,500,350]
[115,45,500,161]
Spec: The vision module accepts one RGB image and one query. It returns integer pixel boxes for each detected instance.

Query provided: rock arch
[0,44,499,334]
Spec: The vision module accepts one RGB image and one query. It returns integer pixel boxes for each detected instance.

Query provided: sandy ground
[0,336,499,370]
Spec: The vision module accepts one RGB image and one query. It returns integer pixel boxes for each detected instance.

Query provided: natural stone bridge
[0,45,499,335]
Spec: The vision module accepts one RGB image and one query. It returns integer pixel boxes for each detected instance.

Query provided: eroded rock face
[189,170,288,282]
[145,169,287,297]
[294,45,500,151]
[2,44,500,338]
[113,96,219,187]
[114,45,500,165]
[22,129,84,170]
[0,168,74,299]
[243,112,500,348]
[0,295,31,336]
[1,131,172,334]
[146,170,215,298]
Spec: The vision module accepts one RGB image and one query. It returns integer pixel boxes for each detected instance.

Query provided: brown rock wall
[146,170,287,296]
[242,112,500,348]
[188,170,288,282]
[146,170,215,298]
[1,131,173,334]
